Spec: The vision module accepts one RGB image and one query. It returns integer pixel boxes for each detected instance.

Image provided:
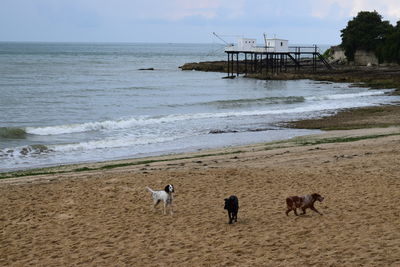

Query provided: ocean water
[1,42,399,172]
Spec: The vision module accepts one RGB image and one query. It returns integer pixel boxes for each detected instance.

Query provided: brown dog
[286,193,324,216]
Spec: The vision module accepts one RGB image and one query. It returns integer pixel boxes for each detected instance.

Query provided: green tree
[340,11,393,61]
[380,21,400,63]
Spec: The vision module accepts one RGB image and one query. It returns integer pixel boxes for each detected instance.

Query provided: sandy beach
[1,125,400,266]
[2,4,400,266]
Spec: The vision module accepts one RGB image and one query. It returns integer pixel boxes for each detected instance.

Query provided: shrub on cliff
[376,21,400,64]
[340,11,393,62]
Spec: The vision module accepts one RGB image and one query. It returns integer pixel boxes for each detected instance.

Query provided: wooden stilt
[227,53,230,77]
[236,53,239,77]
[244,53,247,75]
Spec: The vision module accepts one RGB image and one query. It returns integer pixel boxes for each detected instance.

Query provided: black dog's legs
[228,211,233,224]
[228,211,238,224]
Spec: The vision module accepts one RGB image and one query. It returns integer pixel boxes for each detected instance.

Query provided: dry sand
[1,127,400,266]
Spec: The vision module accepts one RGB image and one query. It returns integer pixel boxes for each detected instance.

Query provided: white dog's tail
[146,186,154,193]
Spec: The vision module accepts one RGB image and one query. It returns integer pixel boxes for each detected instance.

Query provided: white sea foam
[0,133,187,157]
[23,111,291,136]
[25,89,387,137]
[52,135,185,152]
[25,110,300,136]
[305,90,390,101]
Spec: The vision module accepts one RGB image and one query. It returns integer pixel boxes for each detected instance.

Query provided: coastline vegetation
[294,132,400,146]
[286,105,400,130]
[341,11,400,64]
[0,151,244,179]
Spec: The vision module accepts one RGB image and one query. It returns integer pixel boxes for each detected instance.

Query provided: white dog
[146,184,174,215]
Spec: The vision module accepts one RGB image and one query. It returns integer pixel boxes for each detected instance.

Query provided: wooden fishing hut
[224,37,332,78]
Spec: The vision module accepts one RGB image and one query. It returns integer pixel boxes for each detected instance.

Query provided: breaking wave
[0,144,53,158]
[25,110,301,136]
[210,96,305,106]
[0,127,27,139]
[0,134,185,157]
[305,90,389,101]
[165,96,306,108]
[52,135,183,152]
[22,89,392,137]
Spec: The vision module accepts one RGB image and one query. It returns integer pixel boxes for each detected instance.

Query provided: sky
[1,0,400,45]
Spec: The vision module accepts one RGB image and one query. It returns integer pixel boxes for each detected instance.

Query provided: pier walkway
[225,45,332,78]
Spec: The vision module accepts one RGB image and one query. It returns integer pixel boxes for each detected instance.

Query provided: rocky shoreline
[180,61,400,93]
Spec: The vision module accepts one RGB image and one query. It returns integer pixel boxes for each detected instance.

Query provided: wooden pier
[225,45,332,78]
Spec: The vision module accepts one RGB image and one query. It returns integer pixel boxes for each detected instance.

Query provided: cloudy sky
[1,0,399,45]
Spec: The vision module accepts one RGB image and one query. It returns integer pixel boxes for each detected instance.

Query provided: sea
[1,42,399,172]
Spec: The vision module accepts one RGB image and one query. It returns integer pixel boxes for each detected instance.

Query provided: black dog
[224,195,239,224]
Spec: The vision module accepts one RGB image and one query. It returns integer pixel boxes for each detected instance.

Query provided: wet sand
[1,127,400,266]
